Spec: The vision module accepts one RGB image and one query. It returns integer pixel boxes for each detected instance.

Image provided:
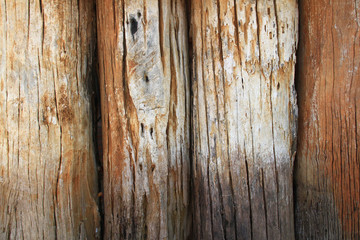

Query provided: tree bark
[295,0,360,239]
[190,0,298,239]
[0,1,100,239]
[96,0,190,239]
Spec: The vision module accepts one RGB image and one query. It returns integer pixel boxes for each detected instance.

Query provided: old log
[0,1,100,239]
[295,0,360,238]
[190,0,298,239]
[96,0,190,239]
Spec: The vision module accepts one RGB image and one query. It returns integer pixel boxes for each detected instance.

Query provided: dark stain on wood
[130,16,138,39]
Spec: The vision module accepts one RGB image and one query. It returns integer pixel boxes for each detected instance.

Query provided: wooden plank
[295,0,360,238]
[0,1,100,239]
[96,0,190,238]
[190,0,298,239]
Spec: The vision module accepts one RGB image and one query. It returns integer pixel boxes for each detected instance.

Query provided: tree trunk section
[96,0,190,239]
[295,0,360,239]
[0,1,100,239]
[190,0,298,239]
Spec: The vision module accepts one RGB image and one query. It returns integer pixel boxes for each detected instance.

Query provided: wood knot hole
[130,17,138,38]
[141,123,144,136]
[144,73,149,83]
[150,128,153,139]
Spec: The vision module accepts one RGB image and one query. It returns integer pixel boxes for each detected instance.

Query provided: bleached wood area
[0,1,100,239]
[190,0,298,239]
[97,0,190,239]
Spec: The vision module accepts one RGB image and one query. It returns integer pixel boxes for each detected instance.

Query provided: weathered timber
[96,0,190,239]
[190,0,298,239]
[0,1,100,239]
[295,0,360,238]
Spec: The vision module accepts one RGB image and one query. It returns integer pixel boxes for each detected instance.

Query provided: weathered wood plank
[96,0,190,239]
[190,0,298,239]
[0,1,100,239]
[295,0,360,238]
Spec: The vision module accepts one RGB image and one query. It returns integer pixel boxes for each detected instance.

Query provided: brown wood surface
[295,0,360,239]
[4,1,359,239]
[96,0,190,239]
[0,0,100,239]
[190,0,298,239]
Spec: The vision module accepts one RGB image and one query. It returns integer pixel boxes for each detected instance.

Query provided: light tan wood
[0,1,100,239]
[190,0,298,239]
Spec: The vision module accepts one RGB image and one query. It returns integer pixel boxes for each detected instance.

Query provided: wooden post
[295,0,360,238]
[190,0,298,239]
[0,0,100,239]
[96,0,190,238]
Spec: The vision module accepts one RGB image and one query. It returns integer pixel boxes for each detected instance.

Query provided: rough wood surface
[190,0,298,239]
[97,0,190,239]
[0,1,100,239]
[295,0,360,239]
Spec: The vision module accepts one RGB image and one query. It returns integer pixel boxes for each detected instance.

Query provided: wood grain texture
[0,1,100,239]
[96,0,190,239]
[190,0,298,239]
[295,0,360,239]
